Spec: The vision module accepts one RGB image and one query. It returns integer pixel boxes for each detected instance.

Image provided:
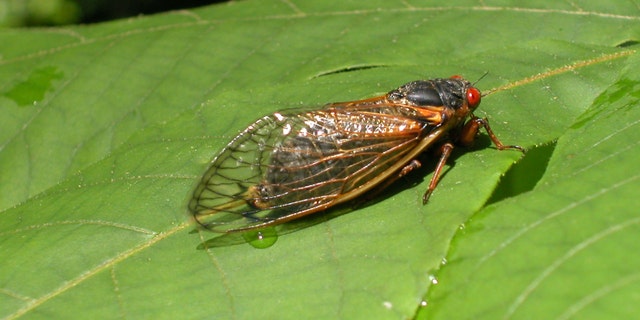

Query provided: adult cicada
[189,75,524,233]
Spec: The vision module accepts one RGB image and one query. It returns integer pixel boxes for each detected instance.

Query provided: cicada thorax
[190,76,522,232]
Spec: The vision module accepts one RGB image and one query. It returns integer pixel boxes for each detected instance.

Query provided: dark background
[1,0,230,27]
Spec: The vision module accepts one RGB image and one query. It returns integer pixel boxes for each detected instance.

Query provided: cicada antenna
[473,72,489,87]
[474,72,493,97]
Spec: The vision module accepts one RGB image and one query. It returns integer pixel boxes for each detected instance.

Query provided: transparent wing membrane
[189,104,427,232]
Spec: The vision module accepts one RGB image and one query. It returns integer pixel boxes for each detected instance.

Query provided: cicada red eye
[466,87,481,109]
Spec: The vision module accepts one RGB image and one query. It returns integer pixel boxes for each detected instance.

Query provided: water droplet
[242,228,278,249]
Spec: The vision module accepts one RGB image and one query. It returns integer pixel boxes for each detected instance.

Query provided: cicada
[189,75,524,233]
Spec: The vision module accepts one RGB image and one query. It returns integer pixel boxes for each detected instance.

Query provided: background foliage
[1,1,639,319]
[0,0,220,26]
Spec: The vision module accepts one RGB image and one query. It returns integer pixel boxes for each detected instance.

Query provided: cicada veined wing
[189,101,440,232]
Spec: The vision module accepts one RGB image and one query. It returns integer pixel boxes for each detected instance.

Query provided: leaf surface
[1,1,638,319]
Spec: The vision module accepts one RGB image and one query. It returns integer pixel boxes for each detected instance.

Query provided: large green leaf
[1,1,638,319]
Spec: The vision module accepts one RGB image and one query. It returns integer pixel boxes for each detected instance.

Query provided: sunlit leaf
[1,1,638,319]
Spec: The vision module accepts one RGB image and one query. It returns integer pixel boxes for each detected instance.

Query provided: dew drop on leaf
[242,228,278,248]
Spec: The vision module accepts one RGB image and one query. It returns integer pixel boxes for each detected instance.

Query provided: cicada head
[450,75,482,112]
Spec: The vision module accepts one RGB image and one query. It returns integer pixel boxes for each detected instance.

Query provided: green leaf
[1,1,638,319]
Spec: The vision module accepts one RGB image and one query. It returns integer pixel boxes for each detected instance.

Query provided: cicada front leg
[422,116,525,204]
[458,116,525,152]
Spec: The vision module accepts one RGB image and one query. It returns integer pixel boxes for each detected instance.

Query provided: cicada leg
[459,116,525,152]
[422,116,526,203]
[359,160,423,205]
[422,142,454,204]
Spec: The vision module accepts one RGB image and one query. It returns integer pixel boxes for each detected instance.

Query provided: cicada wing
[189,114,285,232]
[190,106,428,232]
